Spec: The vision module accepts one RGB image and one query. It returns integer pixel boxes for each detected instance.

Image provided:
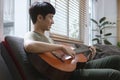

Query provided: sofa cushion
[3,36,46,80]
[94,44,120,59]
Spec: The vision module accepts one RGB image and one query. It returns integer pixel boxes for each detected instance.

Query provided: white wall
[95,0,117,45]
[96,0,117,21]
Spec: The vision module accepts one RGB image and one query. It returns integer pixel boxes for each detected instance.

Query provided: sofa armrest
[0,43,14,80]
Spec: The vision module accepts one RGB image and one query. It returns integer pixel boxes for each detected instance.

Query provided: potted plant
[91,17,115,45]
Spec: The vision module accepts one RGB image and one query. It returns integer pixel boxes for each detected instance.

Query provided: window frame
[30,0,90,44]
[50,33,83,45]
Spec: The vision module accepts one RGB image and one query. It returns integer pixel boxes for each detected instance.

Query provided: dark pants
[69,55,120,80]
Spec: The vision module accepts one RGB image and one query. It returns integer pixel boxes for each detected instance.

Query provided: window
[3,0,29,37]
[50,0,80,40]
[3,0,14,36]
[89,0,94,45]
[30,0,90,43]
[1,0,89,43]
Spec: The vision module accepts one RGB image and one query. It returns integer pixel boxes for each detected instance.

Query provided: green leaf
[104,39,112,45]
[92,38,100,44]
[99,17,106,23]
[91,19,98,25]
[113,22,116,24]
[101,27,106,30]
[104,33,112,36]
[101,21,109,27]
[95,35,101,37]
[117,42,120,48]
[100,30,102,34]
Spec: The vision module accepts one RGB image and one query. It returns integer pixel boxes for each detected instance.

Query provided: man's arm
[24,40,75,58]
[24,40,63,53]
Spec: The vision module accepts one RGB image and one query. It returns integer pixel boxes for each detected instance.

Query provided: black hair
[29,2,56,24]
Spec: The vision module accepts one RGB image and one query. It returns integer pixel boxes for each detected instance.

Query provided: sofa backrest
[1,42,23,80]
[2,36,45,80]
[0,43,15,80]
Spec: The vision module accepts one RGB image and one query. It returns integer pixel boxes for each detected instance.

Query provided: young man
[24,1,120,80]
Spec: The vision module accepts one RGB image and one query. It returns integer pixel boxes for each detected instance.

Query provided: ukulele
[28,45,92,80]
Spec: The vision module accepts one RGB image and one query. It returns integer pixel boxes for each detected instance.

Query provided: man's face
[40,14,54,31]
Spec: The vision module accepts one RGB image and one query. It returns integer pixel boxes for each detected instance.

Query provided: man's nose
[52,19,54,24]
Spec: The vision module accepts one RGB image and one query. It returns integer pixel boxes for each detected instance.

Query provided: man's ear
[37,15,43,21]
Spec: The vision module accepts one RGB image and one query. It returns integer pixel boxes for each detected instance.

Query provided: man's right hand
[60,45,76,58]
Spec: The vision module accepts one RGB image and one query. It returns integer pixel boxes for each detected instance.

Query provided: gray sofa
[0,36,46,80]
[1,36,120,80]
